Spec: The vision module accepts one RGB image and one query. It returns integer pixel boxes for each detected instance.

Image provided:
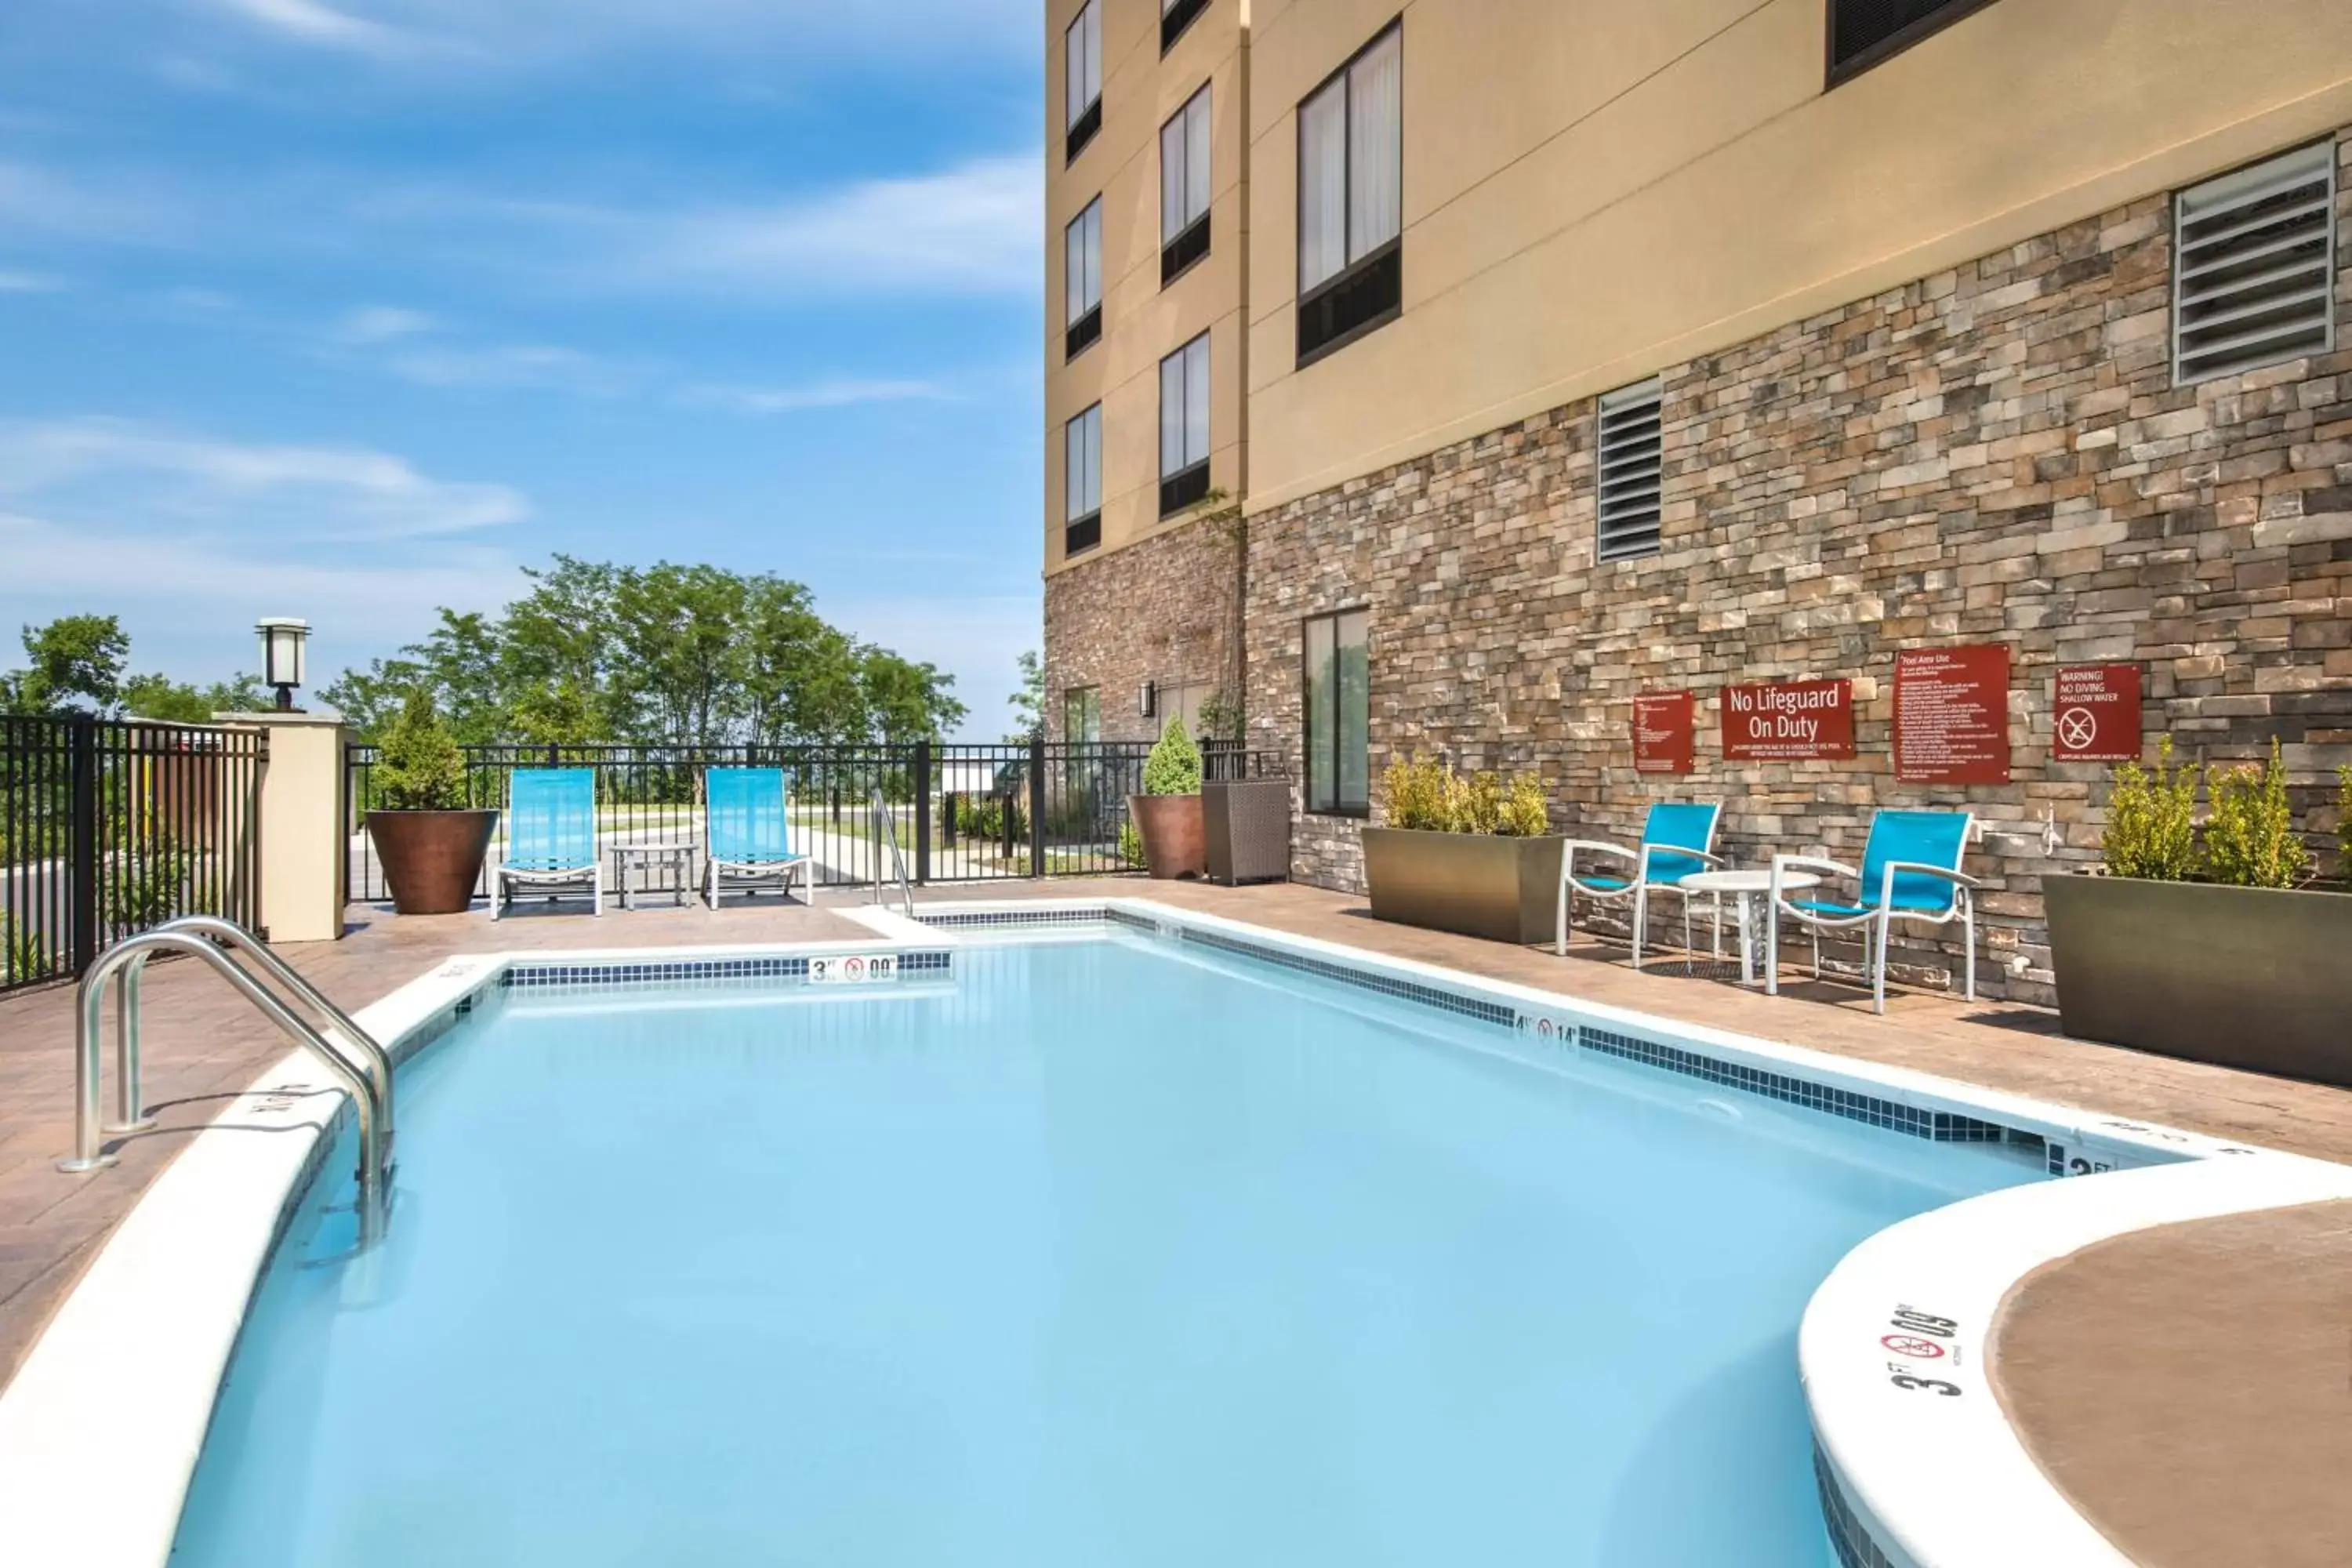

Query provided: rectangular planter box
[1361,826,1564,946]
[1204,779,1291,885]
[2043,873,2352,1087]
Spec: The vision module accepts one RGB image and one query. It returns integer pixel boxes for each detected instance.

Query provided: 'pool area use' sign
[2051,663,2143,763]
[1893,645,2011,785]
[1633,691,1695,775]
[1720,678,1854,761]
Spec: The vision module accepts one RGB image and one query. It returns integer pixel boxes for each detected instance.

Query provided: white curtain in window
[1347,28,1402,262]
[1065,1,1100,130]
[1298,78,1347,292]
[1066,406,1100,521]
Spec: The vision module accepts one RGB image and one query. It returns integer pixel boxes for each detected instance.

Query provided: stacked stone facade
[1244,131,2352,1006]
[1043,512,1243,743]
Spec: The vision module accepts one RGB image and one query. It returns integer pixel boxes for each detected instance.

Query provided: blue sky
[0,0,1044,735]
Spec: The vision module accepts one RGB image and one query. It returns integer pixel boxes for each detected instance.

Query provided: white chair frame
[1766,855,1978,1014]
[492,860,603,920]
[1556,840,1727,969]
[704,855,810,909]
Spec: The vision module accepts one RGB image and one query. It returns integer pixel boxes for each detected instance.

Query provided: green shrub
[953,794,1026,842]
[2102,738,2199,882]
[1496,774,1551,837]
[2205,739,2310,890]
[1142,716,1202,796]
[374,689,468,811]
[103,831,197,927]
[1118,820,1145,869]
[1381,753,1552,836]
[2,912,48,984]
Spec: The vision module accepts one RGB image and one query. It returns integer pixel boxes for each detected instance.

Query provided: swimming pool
[168,927,2049,1568]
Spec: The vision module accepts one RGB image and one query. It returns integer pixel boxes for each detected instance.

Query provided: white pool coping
[0,895,2342,1568]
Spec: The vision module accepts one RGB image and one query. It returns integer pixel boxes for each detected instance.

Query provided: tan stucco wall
[1045,0,1250,576]
[221,713,350,943]
[1243,0,2352,514]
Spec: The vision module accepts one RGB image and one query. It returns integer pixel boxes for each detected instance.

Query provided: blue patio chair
[492,768,601,919]
[1555,802,1726,968]
[1767,810,1976,1014]
[703,766,810,907]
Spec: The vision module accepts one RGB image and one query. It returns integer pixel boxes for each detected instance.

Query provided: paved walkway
[3,877,2348,1567]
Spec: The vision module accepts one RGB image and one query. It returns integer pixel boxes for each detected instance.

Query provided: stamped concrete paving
[3,878,2349,1568]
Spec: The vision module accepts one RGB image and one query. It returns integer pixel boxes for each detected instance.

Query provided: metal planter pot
[1127,793,1207,880]
[2043,873,2352,1087]
[1362,826,1565,946]
[367,809,499,916]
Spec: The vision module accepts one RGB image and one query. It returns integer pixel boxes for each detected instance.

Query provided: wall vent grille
[1596,376,1664,561]
[2175,142,2337,386]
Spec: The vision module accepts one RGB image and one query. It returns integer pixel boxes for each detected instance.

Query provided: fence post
[913,740,932,885]
[67,714,98,975]
[1028,735,1047,879]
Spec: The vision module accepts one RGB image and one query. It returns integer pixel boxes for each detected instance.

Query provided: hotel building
[1042,0,2352,1004]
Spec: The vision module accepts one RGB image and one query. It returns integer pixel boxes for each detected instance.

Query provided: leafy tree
[1007,650,1044,742]
[121,671,268,724]
[3,615,130,714]
[861,648,967,745]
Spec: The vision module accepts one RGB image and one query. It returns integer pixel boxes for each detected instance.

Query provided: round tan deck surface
[1988,1199,2352,1567]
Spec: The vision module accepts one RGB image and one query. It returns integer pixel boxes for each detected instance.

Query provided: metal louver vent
[1596,377,1664,562]
[2175,142,2337,386]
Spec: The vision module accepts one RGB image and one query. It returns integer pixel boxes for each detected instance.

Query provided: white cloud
[334,304,438,343]
[380,341,641,394]
[0,416,528,541]
[680,378,947,416]
[0,270,67,293]
[212,0,420,60]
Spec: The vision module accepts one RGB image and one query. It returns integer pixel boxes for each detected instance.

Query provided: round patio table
[1677,868,1818,987]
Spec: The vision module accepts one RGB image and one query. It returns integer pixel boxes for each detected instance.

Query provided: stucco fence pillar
[216,712,352,944]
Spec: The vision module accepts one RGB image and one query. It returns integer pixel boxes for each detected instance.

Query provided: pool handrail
[869,784,914,918]
[56,924,394,1244]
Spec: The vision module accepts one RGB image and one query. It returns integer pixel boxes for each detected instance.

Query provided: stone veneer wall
[1043,512,1243,743]
[1245,130,2352,1006]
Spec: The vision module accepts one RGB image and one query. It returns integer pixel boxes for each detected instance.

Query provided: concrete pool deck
[2,879,2347,1566]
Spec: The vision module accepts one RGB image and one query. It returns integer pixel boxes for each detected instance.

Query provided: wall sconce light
[256,616,310,713]
[1138,680,1158,720]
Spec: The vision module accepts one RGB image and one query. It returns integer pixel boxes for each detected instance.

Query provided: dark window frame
[1065,513,1102,557]
[1159,461,1210,516]
[1158,331,1211,516]
[1160,0,1209,54]
[1064,0,1103,164]
[1294,19,1404,368]
[1065,197,1103,360]
[1064,402,1102,558]
[1301,607,1371,818]
[1065,97,1102,165]
[1825,0,2000,87]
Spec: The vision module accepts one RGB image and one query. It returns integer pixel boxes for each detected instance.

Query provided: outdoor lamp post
[256,616,310,713]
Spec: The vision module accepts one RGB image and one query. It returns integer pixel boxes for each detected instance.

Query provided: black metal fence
[345,739,1279,906]
[2,714,267,993]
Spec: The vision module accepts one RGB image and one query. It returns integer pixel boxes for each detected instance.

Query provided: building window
[1160,332,1211,515]
[1065,404,1102,555]
[2175,142,2337,387]
[1304,608,1369,816]
[1063,686,1102,745]
[1596,376,1664,562]
[1065,0,1102,162]
[1827,0,1998,85]
[1161,0,1209,53]
[1065,198,1103,359]
[1160,85,1213,286]
[1297,23,1402,367]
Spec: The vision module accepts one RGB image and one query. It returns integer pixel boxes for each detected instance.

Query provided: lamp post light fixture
[1139,680,1158,720]
[256,616,310,713]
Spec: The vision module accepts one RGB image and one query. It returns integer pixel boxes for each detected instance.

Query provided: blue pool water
[173,935,2038,1567]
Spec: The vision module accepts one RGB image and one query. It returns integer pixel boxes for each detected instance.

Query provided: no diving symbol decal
[1880,1334,1946,1359]
[2056,707,2099,753]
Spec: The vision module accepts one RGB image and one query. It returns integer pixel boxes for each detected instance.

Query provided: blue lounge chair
[1767,810,1976,1013]
[1555,802,1725,968]
[492,768,601,919]
[703,767,810,908]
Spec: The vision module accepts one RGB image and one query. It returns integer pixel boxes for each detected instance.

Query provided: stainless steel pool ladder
[868,785,915,918]
[56,915,396,1243]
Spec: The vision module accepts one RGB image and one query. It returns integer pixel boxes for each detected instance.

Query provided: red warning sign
[1894,646,2011,786]
[2052,664,2143,764]
[1633,691,1695,775]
